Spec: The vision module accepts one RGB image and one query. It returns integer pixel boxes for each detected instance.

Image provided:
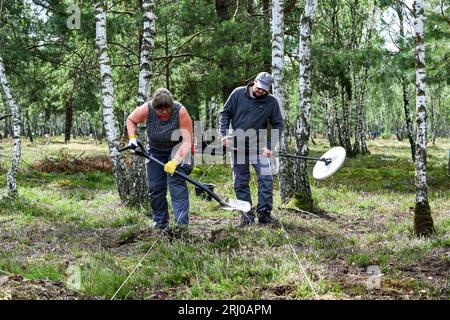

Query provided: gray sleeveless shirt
[147,102,182,151]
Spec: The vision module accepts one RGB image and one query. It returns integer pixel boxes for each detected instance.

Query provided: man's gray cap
[254,72,274,92]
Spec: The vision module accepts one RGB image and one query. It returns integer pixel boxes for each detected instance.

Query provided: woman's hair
[152,88,174,110]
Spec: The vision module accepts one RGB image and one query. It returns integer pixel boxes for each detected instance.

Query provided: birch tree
[290,0,317,210]
[95,2,129,201]
[412,0,434,236]
[127,0,157,208]
[137,0,155,107]
[352,4,376,156]
[272,0,292,202]
[395,3,416,162]
[340,82,352,154]
[0,55,21,195]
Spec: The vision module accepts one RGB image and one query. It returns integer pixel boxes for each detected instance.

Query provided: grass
[0,135,449,300]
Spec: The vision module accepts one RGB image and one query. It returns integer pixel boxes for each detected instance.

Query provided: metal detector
[311,147,346,180]
[119,142,251,212]
[273,147,346,180]
[198,144,346,180]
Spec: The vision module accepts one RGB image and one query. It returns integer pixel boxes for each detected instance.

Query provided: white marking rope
[111,204,186,300]
[273,211,320,299]
[273,191,320,299]
[110,231,162,300]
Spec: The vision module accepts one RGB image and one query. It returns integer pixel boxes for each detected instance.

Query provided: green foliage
[0,0,448,139]
[0,0,449,299]
[0,252,64,282]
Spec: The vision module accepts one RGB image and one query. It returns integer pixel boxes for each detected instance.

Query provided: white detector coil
[312,146,346,180]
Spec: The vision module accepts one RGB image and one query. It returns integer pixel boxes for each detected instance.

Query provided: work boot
[257,211,273,224]
[238,209,255,227]
[151,222,172,238]
[172,224,189,239]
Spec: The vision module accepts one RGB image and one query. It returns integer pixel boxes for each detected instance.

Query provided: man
[219,72,283,226]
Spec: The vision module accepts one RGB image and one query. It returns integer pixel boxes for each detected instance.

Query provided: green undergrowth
[0,136,448,299]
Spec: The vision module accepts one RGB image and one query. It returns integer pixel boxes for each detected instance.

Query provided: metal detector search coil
[312,146,346,180]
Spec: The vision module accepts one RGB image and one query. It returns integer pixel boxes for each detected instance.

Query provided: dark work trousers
[146,148,189,229]
[232,152,273,216]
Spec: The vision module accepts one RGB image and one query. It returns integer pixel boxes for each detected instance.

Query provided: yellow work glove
[128,135,138,150]
[164,159,180,175]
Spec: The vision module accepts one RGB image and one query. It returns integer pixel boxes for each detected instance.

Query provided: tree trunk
[137,0,155,106]
[64,97,73,143]
[0,54,21,195]
[23,109,33,142]
[44,108,50,136]
[396,4,416,162]
[164,24,171,91]
[127,0,157,209]
[215,0,230,21]
[95,2,130,202]
[341,80,353,155]
[289,0,316,211]
[352,3,374,157]
[272,0,292,202]
[207,97,218,130]
[353,70,370,155]
[413,0,434,237]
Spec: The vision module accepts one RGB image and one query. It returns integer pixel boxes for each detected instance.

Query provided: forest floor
[0,136,448,300]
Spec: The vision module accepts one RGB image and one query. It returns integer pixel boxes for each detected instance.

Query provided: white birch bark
[137,0,156,106]
[271,0,292,201]
[0,55,21,195]
[130,0,156,208]
[413,0,427,205]
[292,0,317,209]
[95,2,128,200]
[413,0,434,236]
[272,0,285,121]
[396,4,416,161]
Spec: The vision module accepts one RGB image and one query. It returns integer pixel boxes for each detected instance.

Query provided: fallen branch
[73,151,86,161]
[0,114,12,121]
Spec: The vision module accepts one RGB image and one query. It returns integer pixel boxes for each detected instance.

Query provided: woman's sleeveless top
[146,102,182,151]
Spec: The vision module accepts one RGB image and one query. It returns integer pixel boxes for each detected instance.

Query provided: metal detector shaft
[201,144,331,165]
[276,152,332,165]
[119,144,230,208]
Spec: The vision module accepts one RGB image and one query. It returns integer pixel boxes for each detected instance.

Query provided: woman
[126,88,193,232]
